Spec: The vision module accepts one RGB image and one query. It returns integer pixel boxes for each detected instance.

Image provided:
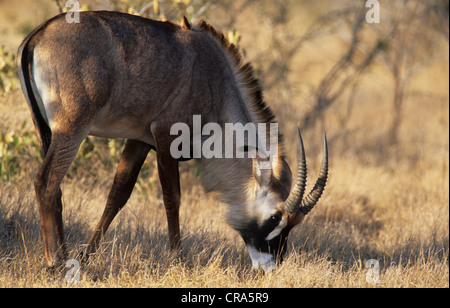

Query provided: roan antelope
[18,11,328,272]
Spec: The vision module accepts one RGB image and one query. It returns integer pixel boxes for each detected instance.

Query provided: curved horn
[299,133,328,214]
[284,128,307,214]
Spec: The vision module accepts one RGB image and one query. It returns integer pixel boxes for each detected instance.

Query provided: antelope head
[237,129,328,272]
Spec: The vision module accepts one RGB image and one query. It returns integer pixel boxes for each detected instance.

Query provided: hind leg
[35,131,86,268]
[55,188,66,259]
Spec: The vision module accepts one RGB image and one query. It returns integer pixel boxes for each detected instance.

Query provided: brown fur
[18,11,311,269]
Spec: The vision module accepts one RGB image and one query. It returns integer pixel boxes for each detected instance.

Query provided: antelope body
[18,11,328,271]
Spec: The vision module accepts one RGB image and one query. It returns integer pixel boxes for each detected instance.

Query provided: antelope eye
[270,215,280,224]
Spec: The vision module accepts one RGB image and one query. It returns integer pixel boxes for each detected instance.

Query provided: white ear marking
[253,158,272,187]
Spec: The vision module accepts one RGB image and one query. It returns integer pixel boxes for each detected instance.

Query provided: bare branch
[54,0,63,13]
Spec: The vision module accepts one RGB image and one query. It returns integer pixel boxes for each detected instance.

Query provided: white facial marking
[249,190,282,225]
[265,217,287,241]
[246,245,276,272]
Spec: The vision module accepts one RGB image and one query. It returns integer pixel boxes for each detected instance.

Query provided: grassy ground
[0,0,448,287]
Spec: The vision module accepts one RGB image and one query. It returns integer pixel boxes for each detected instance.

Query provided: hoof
[45,262,65,276]
[77,250,90,264]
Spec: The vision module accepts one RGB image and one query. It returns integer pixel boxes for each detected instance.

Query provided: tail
[17,21,54,156]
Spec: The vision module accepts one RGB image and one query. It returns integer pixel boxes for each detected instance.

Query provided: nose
[246,245,277,272]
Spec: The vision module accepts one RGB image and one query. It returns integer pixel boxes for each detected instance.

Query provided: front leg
[157,151,181,252]
[152,123,182,252]
[85,139,153,256]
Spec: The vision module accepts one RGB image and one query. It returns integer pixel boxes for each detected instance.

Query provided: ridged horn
[284,128,307,214]
[299,133,328,214]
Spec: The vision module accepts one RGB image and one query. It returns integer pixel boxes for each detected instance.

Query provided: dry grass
[0,0,448,288]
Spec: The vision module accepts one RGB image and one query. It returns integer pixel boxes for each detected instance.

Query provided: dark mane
[193,20,286,178]
[194,20,276,126]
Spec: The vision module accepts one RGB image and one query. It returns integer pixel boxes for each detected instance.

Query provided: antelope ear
[181,16,191,30]
[253,157,273,188]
